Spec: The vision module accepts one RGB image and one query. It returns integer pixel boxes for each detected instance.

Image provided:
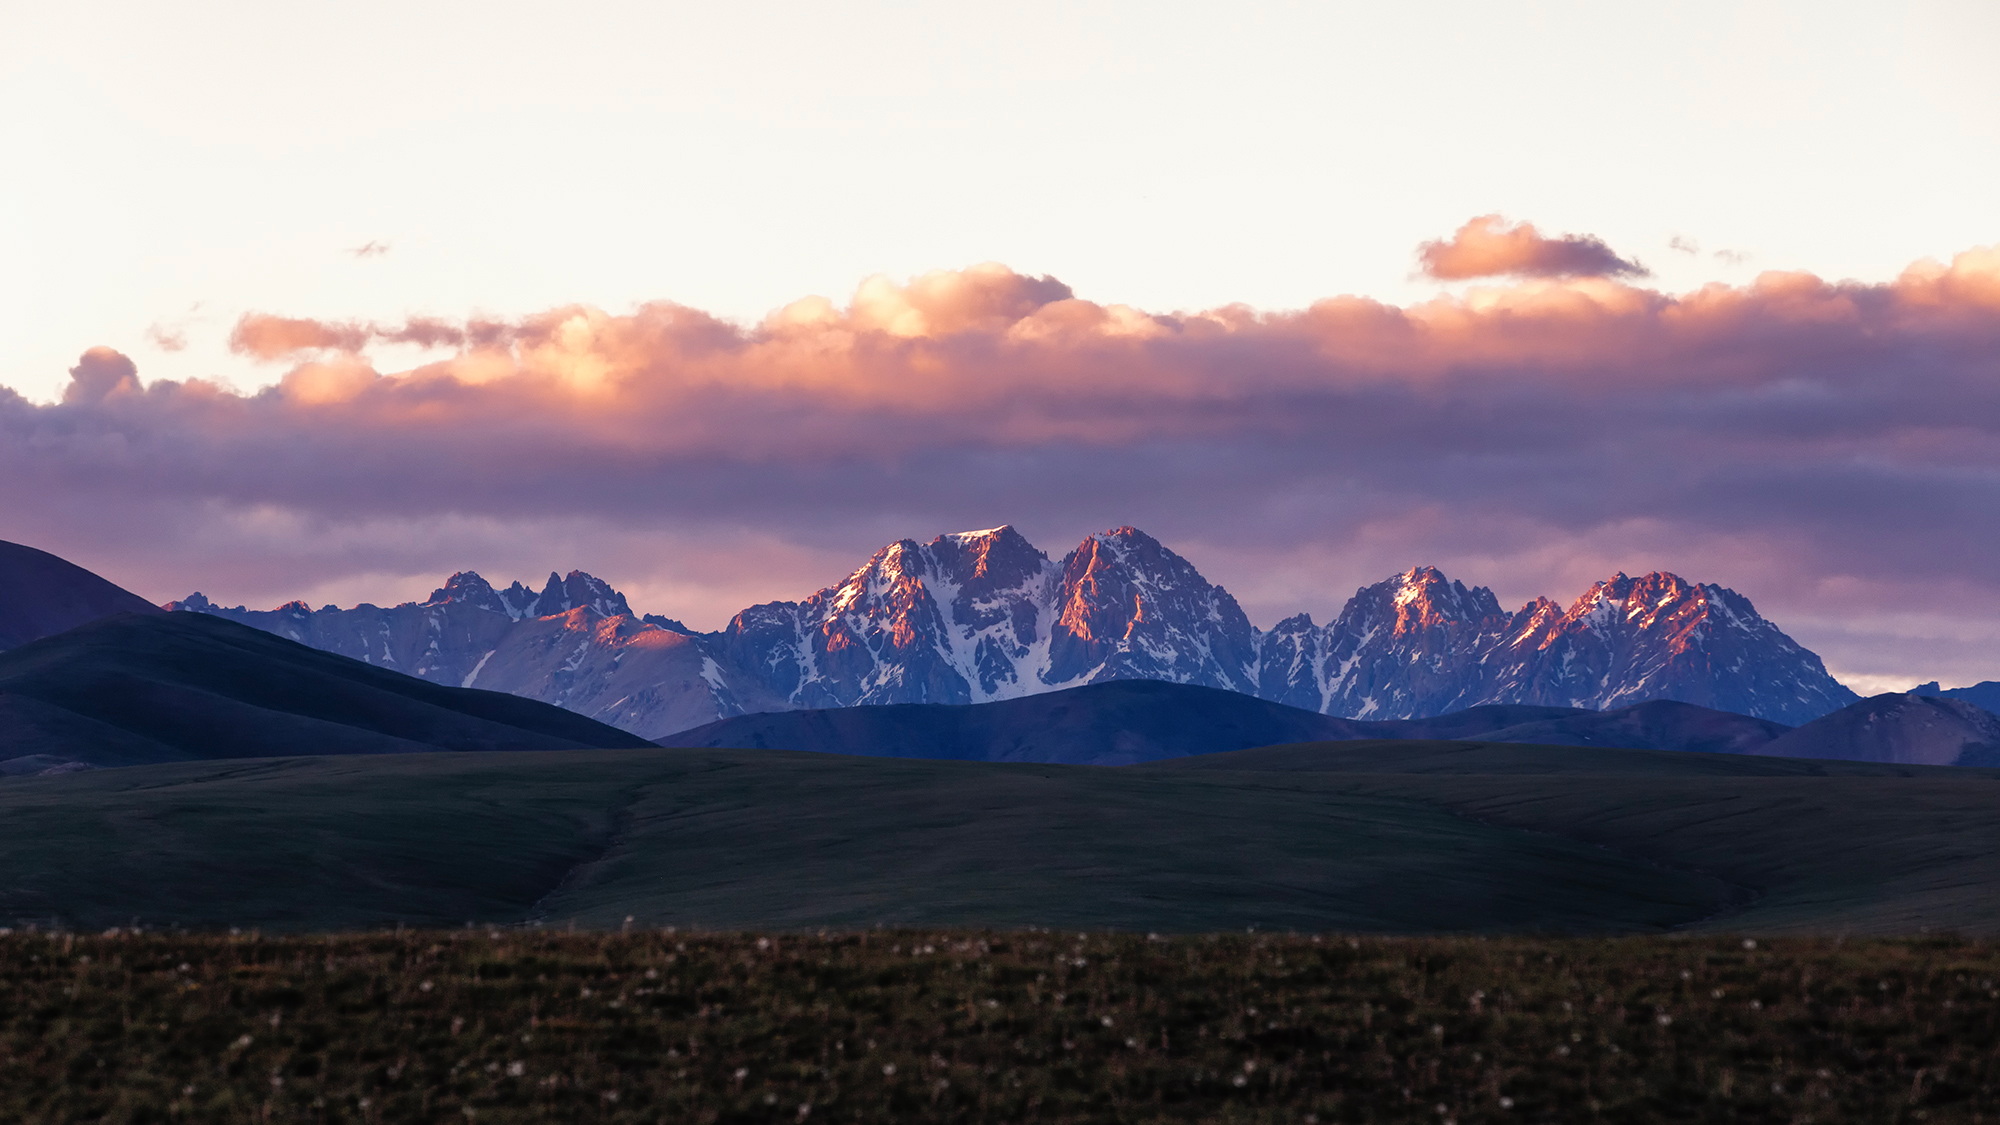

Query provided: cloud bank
[1419,215,1648,279]
[5,240,2000,690]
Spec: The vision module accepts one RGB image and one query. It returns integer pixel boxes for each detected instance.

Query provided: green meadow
[2,744,1998,935]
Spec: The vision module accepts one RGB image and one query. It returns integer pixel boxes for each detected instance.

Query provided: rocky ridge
[169,524,1863,737]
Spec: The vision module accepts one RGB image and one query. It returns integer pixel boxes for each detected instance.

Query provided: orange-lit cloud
[229,314,371,359]
[1419,215,1648,279]
[8,246,2000,688]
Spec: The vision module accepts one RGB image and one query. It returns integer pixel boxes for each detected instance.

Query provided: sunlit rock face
[716,525,1260,708]
[1482,572,1857,725]
[168,526,1861,736]
[1271,568,1856,725]
[1309,566,1518,720]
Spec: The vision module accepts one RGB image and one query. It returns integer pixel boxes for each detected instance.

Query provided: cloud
[8,247,2000,689]
[61,347,142,403]
[348,240,391,258]
[228,314,371,359]
[1669,235,1700,255]
[1418,215,1649,279]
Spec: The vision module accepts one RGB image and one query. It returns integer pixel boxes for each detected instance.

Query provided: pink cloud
[229,314,372,359]
[1418,214,1648,279]
[8,246,2000,688]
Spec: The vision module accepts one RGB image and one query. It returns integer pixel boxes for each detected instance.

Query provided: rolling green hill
[4,740,1997,936]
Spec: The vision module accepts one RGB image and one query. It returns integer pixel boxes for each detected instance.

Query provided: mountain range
[166,525,1861,737]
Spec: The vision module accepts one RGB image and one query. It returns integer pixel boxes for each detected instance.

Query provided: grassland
[3,928,1997,1123]
[5,745,2000,936]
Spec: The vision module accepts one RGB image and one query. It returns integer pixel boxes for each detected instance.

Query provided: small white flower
[1101,1016,1114,1027]
[420,981,434,992]
[1742,939,1757,950]
[507,1061,525,1077]
[1232,1074,1247,1088]
[1656,1014,1673,1026]
[882,1063,897,1077]
[1499,1096,1514,1109]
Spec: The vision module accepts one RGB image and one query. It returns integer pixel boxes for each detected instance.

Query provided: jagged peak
[1088,525,1155,547]
[424,570,499,609]
[938,524,1015,545]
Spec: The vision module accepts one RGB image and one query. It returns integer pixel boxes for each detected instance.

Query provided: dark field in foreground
[3,930,1998,1124]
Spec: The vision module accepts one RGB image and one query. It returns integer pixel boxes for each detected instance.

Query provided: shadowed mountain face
[0,539,161,652]
[661,679,1794,765]
[1753,692,2000,767]
[1914,680,2000,714]
[168,572,788,740]
[0,612,653,776]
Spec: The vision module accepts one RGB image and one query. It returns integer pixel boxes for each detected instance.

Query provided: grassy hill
[5,741,1998,936]
[0,612,651,773]
[661,679,1791,764]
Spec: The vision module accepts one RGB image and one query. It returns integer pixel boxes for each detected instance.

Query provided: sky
[2,1,1998,694]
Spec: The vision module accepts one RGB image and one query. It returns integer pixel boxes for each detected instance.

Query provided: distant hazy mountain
[1753,692,2000,767]
[167,523,1859,735]
[169,571,787,740]
[662,679,1793,765]
[0,612,652,776]
[0,539,160,652]
[1912,680,2000,714]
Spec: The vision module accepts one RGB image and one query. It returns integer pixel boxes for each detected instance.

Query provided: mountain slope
[1753,692,2000,766]
[1914,680,2000,714]
[662,679,1792,764]
[0,612,653,773]
[0,539,161,652]
[170,571,787,739]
